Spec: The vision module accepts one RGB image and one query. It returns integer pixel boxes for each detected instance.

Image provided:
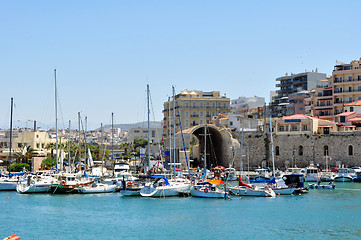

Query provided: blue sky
[1,1,360,130]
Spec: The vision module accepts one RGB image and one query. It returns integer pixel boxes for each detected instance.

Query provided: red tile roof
[345,100,361,106]
[335,111,356,117]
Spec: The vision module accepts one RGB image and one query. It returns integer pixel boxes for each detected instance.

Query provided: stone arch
[175,124,240,169]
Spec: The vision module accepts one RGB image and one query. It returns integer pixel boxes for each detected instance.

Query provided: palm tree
[45,143,56,158]
[14,146,37,165]
[119,142,132,160]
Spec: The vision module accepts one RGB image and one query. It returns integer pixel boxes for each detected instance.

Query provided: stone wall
[234,132,361,170]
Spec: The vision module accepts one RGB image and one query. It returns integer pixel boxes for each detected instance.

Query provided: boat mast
[78,112,81,172]
[172,86,176,175]
[168,96,171,173]
[101,123,104,179]
[55,69,59,172]
[111,112,115,176]
[8,98,13,173]
[270,115,276,178]
[147,85,150,172]
[204,124,207,179]
[68,120,71,173]
[84,116,87,169]
[240,114,245,176]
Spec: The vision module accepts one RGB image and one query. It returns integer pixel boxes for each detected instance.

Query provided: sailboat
[190,125,227,198]
[79,123,117,194]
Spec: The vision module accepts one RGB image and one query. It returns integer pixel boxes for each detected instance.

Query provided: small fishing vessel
[50,173,93,194]
[229,177,275,197]
[334,168,353,182]
[190,179,227,198]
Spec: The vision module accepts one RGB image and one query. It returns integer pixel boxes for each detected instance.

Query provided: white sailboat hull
[229,186,276,197]
[16,182,51,193]
[273,187,296,195]
[190,189,226,198]
[334,176,352,182]
[140,184,190,197]
[79,184,117,193]
[0,181,18,191]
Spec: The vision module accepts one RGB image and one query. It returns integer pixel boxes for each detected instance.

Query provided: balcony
[190,114,199,117]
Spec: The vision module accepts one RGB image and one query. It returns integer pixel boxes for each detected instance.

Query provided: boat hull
[334,176,352,182]
[17,183,51,193]
[273,187,296,195]
[140,184,189,197]
[190,189,226,198]
[78,184,117,194]
[0,181,17,191]
[229,187,276,197]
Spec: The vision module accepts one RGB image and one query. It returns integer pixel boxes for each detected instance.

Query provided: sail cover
[239,177,253,189]
[151,176,169,186]
[206,179,225,185]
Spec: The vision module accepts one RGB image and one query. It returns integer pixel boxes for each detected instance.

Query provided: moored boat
[140,176,190,197]
[190,179,227,198]
[334,168,353,182]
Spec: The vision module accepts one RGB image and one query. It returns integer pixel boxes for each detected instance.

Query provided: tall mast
[204,124,207,179]
[111,112,115,176]
[8,98,13,173]
[240,114,245,177]
[84,116,87,169]
[147,85,150,172]
[101,123,104,178]
[172,86,176,175]
[270,115,276,178]
[78,112,81,171]
[168,97,171,172]
[54,69,59,171]
[68,120,71,172]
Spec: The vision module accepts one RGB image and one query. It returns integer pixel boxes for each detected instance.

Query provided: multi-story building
[127,128,162,143]
[163,90,230,141]
[230,96,265,119]
[271,71,327,117]
[332,59,361,117]
[314,78,333,121]
[286,91,313,116]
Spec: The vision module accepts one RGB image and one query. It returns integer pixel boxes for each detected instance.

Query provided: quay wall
[233,132,361,169]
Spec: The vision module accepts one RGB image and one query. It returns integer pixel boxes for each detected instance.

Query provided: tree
[133,138,148,149]
[120,142,132,159]
[11,163,30,172]
[41,158,56,170]
[45,143,56,158]
[14,146,37,165]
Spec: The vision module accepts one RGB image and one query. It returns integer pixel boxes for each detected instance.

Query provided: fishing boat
[229,177,275,197]
[140,176,190,197]
[50,173,93,194]
[334,168,353,182]
[282,173,308,194]
[190,179,227,198]
[16,175,53,194]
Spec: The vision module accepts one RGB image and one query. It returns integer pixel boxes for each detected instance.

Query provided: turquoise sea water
[1,182,361,240]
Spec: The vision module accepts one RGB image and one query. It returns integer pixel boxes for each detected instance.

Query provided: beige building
[127,128,162,143]
[163,90,230,142]
[333,59,361,117]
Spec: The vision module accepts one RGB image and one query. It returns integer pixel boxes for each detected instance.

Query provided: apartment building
[230,96,265,119]
[314,78,333,121]
[332,59,361,117]
[127,128,162,143]
[163,90,230,140]
[271,71,327,117]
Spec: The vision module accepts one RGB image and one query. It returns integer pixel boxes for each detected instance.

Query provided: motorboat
[78,181,117,194]
[269,178,296,195]
[248,168,271,183]
[16,175,53,194]
[320,170,334,182]
[140,176,190,197]
[353,169,361,182]
[282,173,308,194]
[0,172,25,191]
[229,178,275,197]
[121,178,147,196]
[309,182,335,189]
[334,168,353,182]
[190,179,227,198]
[304,166,319,182]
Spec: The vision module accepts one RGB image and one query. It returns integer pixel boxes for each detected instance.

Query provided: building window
[218,103,221,108]
[193,102,196,108]
[279,126,285,132]
[200,111,203,117]
[185,120,189,125]
[212,111,215,116]
[230,121,233,126]
[152,131,155,138]
[200,120,203,124]
[324,145,329,156]
[185,111,188,117]
[212,103,215,108]
[42,143,45,148]
[350,107,354,112]
[291,125,298,131]
[134,130,139,133]
[18,143,22,148]
[36,135,39,138]
[299,146,303,156]
[185,102,189,107]
[200,102,203,108]
[206,103,209,108]
[348,145,353,156]
[302,125,308,131]
[275,146,279,156]
[223,103,226,108]
[36,143,40,149]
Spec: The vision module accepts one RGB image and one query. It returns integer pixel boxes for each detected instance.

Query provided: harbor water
[1,182,361,239]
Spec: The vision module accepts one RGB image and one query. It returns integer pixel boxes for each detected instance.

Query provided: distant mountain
[98,121,162,131]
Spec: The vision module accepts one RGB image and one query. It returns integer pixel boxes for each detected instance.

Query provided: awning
[335,111,356,116]
[348,117,361,122]
[318,125,333,128]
